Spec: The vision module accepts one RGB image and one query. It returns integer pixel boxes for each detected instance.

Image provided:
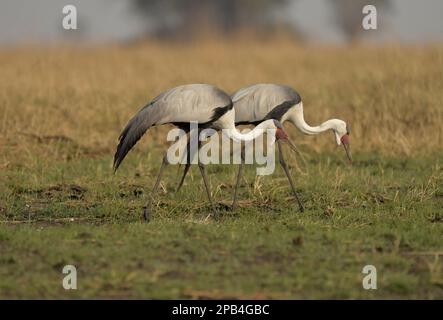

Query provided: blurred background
[0,1,442,157]
[1,0,443,45]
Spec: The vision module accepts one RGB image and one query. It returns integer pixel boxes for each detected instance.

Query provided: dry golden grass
[1,40,442,167]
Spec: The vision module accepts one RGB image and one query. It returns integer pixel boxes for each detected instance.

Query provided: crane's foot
[142,206,152,221]
[298,204,305,213]
[206,203,219,219]
[293,193,304,213]
[296,200,305,213]
[210,207,218,218]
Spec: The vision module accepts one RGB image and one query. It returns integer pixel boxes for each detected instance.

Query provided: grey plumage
[264,100,299,122]
[113,84,232,171]
[232,83,301,124]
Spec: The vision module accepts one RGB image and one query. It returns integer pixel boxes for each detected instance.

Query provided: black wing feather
[113,104,154,171]
[264,99,299,121]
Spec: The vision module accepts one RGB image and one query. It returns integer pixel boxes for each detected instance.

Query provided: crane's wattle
[275,128,288,140]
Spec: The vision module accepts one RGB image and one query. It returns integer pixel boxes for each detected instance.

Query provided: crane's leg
[176,135,193,192]
[143,154,169,220]
[177,136,216,215]
[277,140,304,212]
[198,161,217,216]
[176,129,202,192]
[176,163,191,192]
[231,146,245,211]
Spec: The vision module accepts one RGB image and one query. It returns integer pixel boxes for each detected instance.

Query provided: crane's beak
[340,134,352,163]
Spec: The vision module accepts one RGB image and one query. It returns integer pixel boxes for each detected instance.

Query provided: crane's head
[332,120,352,163]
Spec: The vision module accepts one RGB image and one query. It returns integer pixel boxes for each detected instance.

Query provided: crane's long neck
[226,119,276,142]
[290,102,337,135]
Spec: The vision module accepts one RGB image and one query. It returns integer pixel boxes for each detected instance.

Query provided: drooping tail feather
[113,103,156,171]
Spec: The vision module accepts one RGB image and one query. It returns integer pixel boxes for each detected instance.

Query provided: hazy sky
[0,0,442,45]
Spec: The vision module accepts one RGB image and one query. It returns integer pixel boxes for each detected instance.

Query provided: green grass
[0,148,442,299]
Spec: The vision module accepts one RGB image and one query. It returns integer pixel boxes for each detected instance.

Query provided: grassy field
[0,40,442,299]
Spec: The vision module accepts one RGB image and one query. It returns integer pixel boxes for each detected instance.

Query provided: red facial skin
[275,128,288,140]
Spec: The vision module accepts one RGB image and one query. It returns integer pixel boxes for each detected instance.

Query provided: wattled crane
[114,84,295,219]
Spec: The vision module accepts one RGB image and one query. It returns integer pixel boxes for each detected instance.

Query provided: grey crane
[113,84,294,219]
[177,83,352,213]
